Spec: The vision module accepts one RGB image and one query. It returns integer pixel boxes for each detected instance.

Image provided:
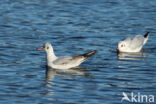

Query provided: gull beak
[37,47,43,50]
[116,47,119,50]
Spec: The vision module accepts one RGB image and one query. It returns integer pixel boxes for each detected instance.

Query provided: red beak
[37,47,43,50]
[116,47,119,50]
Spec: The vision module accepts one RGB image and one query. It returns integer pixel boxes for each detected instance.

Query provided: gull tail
[144,32,149,38]
[143,32,149,45]
[82,50,97,59]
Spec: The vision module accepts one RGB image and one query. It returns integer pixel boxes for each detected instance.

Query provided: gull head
[117,41,127,52]
[37,42,53,53]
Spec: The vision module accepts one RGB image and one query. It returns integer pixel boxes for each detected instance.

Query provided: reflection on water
[46,66,91,86]
[117,51,147,60]
[46,67,57,82]
[0,0,155,103]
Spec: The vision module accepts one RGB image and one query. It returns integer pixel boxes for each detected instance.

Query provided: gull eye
[47,47,49,49]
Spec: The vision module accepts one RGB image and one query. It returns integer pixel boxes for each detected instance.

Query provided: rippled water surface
[0,0,156,104]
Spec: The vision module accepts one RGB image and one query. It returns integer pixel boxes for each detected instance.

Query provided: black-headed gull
[116,32,149,52]
[37,42,97,69]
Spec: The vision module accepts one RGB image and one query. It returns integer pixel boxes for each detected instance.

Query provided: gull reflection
[117,51,147,60]
[45,66,91,87]
[46,66,57,82]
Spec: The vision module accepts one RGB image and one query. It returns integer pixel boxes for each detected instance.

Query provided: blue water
[0,0,156,104]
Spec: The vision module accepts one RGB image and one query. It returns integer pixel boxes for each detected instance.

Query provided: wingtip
[83,50,97,58]
[93,50,98,54]
[91,50,98,55]
[144,32,149,38]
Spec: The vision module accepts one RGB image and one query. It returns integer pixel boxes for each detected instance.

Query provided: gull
[117,32,149,52]
[37,42,97,70]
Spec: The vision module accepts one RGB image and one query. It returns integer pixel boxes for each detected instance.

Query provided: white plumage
[38,42,97,70]
[117,32,149,52]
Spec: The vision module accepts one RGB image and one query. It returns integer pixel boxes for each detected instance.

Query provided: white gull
[37,42,97,70]
[117,32,149,52]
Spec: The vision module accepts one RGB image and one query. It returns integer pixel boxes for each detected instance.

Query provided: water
[0,0,156,104]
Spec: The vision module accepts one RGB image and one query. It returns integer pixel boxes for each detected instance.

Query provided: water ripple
[0,0,155,104]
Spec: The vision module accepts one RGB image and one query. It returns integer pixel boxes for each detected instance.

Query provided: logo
[121,92,155,103]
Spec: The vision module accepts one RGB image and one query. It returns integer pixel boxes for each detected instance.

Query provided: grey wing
[53,56,73,65]
[53,56,84,65]
[130,35,144,49]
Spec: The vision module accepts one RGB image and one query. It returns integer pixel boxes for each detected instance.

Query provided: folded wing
[130,35,144,49]
[53,50,97,65]
[53,56,84,65]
